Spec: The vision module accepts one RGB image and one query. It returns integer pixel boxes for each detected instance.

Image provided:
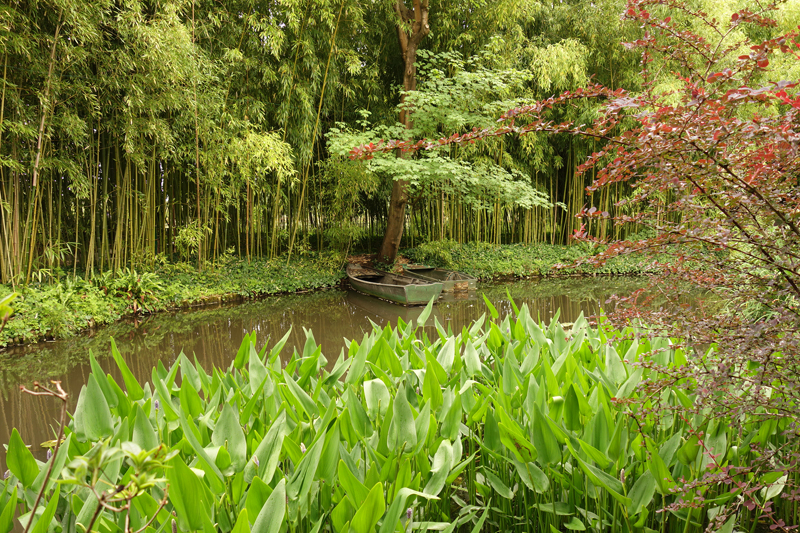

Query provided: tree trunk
[378,0,429,263]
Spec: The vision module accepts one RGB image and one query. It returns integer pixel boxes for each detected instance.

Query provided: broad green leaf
[245,412,288,484]
[179,376,203,419]
[437,337,456,373]
[178,415,225,494]
[423,440,453,496]
[379,488,438,533]
[110,338,144,400]
[512,457,549,494]
[440,393,462,441]
[245,477,272,526]
[532,403,561,465]
[234,333,252,369]
[252,478,286,533]
[338,459,370,507]
[564,517,586,531]
[212,403,247,473]
[423,361,443,414]
[132,404,158,451]
[345,337,370,385]
[152,370,179,422]
[416,297,435,328]
[7,429,39,488]
[232,509,251,533]
[81,375,114,440]
[677,434,701,466]
[463,341,481,378]
[317,421,341,484]
[332,498,355,533]
[482,293,499,319]
[364,379,390,420]
[567,442,630,507]
[288,430,325,501]
[577,438,611,470]
[269,327,293,362]
[30,490,59,533]
[718,516,736,533]
[389,386,417,451]
[628,470,656,515]
[249,342,268,395]
[470,503,490,533]
[350,482,385,533]
[88,350,118,408]
[564,384,582,432]
[0,487,17,533]
[646,438,676,495]
[282,370,319,419]
[484,470,513,499]
[166,456,212,532]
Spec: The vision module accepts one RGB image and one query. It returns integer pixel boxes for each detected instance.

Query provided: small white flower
[254,457,260,467]
[300,443,307,454]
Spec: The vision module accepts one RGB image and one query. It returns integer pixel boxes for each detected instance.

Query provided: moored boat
[346,264,443,305]
[402,264,477,292]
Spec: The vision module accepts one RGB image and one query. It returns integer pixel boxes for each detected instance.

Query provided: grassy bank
[2,304,794,533]
[0,242,662,349]
[404,239,661,279]
[0,255,344,348]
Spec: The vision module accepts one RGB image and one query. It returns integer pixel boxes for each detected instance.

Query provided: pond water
[0,276,653,468]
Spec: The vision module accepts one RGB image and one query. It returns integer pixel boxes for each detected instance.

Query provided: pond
[0,276,654,468]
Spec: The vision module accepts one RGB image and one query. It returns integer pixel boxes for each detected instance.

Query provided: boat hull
[402,265,478,292]
[347,264,443,305]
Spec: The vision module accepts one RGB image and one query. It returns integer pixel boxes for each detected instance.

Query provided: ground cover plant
[0,255,343,348]
[2,299,796,533]
[404,239,664,279]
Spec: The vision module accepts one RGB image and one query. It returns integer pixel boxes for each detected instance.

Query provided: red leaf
[731,12,740,21]
[758,59,769,68]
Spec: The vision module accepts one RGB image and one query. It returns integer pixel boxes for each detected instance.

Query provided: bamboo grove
[0,0,648,286]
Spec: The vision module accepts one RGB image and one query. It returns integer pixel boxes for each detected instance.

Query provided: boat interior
[348,265,430,286]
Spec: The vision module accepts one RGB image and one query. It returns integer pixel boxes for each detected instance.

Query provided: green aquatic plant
[1,299,797,533]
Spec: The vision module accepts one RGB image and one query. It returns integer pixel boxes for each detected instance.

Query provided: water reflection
[0,276,651,467]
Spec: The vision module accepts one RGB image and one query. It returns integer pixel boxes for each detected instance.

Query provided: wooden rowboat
[402,264,477,292]
[346,264,443,305]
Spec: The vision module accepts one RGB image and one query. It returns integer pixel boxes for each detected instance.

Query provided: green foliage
[327,48,552,213]
[406,240,663,278]
[2,305,795,532]
[0,255,343,348]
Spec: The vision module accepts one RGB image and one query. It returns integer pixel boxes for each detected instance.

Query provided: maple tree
[353,0,800,526]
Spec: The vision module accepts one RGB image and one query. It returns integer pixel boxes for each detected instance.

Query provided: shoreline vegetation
[2,303,794,533]
[0,242,662,350]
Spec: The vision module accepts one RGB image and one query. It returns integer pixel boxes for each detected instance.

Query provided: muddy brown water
[0,277,653,469]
